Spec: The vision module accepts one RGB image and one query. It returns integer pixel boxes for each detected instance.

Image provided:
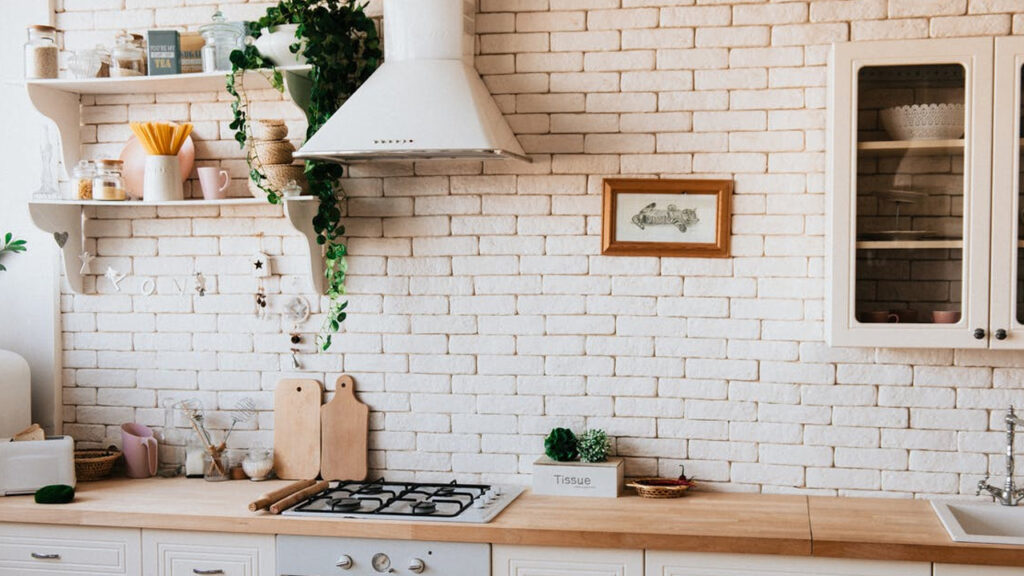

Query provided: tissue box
[533,456,623,498]
[0,435,76,496]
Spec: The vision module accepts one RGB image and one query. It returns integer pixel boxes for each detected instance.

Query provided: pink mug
[197,167,230,200]
[121,422,158,479]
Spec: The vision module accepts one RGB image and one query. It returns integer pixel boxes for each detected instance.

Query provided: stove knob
[408,558,426,573]
[336,555,353,569]
[490,486,502,496]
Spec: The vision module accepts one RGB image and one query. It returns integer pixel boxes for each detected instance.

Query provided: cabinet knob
[996,329,1008,340]
[974,328,986,340]
[30,553,60,560]
[192,570,225,575]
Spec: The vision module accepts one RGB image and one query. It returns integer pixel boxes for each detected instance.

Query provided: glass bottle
[92,159,126,201]
[110,31,145,77]
[200,11,244,73]
[24,25,58,79]
[70,160,95,200]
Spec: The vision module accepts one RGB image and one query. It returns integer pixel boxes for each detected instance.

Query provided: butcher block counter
[0,478,1022,567]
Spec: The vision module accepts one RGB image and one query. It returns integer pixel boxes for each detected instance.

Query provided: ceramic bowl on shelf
[880,103,965,141]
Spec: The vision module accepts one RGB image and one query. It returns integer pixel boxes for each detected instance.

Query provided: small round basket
[74,449,121,482]
[628,477,696,499]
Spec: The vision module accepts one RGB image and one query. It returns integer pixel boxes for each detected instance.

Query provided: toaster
[0,435,76,496]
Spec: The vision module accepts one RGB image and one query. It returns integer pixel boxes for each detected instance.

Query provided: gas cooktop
[281,479,525,523]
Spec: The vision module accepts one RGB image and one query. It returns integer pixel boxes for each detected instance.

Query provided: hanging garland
[227,0,381,350]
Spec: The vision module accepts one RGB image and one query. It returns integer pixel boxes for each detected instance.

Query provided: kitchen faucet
[977,406,1024,506]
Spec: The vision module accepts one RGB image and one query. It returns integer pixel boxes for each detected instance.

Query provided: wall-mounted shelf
[27,196,324,295]
[856,239,964,250]
[25,66,311,177]
[857,139,965,156]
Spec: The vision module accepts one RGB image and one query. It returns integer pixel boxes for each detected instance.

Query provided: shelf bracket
[26,83,80,179]
[283,198,325,295]
[27,203,85,294]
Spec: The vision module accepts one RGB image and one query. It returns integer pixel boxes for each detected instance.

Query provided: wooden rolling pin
[269,480,330,515]
[249,479,316,512]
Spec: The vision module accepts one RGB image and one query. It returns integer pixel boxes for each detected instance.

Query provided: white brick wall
[52,0,1024,495]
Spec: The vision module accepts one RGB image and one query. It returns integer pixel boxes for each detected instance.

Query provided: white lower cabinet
[493,545,644,576]
[0,523,141,575]
[935,565,1024,575]
[142,530,275,576]
[645,551,931,576]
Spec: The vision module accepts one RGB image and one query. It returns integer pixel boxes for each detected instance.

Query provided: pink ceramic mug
[121,422,158,479]
[197,166,230,200]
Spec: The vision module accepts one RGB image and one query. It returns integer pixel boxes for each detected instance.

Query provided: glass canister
[200,11,244,72]
[71,160,95,200]
[92,159,126,201]
[24,25,58,79]
[110,31,145,77]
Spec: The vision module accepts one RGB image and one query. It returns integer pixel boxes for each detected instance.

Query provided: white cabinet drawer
[935,565,1024,575]
[143,530,274,576]
[494,545,644,576]
[0,523,140,575]
[646,550,930,576]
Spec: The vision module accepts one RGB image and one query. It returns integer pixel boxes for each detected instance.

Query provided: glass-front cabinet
[829,38,1007,348]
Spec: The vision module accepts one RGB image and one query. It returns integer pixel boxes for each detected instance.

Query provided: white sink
[932,500,1024,545]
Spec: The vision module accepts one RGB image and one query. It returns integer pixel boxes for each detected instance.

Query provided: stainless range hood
[293,0,529,164]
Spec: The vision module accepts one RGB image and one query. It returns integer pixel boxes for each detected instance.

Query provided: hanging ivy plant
[227,0,381,350]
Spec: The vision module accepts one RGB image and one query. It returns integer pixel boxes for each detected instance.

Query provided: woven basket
[74,449,121,482]
[251,119,288,141]
[248,140,295,165]
[628,478,696,499]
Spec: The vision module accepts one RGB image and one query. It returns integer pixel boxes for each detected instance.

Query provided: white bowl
[880,103,965,141]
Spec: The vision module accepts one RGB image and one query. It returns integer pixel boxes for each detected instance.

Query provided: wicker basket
[74,449,121,482]
[248,140,295,165]
[627,478,696,499]
[251,119,288,141]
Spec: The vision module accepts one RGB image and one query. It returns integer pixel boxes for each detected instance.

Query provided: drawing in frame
[602,178,733,258]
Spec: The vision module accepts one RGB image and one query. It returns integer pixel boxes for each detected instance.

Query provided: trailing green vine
[228,0,381,350]
[0,232,27,272]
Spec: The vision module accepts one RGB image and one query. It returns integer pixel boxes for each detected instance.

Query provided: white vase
[143,155,184,202]
[254,24,308,68]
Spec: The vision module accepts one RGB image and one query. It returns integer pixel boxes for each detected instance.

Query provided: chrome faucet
[977,406,1024,506]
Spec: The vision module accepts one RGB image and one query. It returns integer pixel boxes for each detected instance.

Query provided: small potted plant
[534,427,623,498]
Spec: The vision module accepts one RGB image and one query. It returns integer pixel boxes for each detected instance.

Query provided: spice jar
[71,160,95,200]
[24,25,58,79]
[92,159,126,201]
[110,31,145,77]
[200,11,244,73]
[241,447,274,481]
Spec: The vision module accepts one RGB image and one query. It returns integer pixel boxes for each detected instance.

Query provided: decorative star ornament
[78,251,95,274]
[104,267,126,291]
[251,252,270,278]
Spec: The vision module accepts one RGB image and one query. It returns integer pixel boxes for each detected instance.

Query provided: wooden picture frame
[601,178,733,258]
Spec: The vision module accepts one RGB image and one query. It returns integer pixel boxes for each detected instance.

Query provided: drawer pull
[192,570,225,575]
[30,552,60,560]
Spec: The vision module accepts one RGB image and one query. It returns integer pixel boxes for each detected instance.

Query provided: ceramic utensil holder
[143,155,184,202]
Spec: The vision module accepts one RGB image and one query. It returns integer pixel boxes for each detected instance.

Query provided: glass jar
[241,447,274,481]
[110,31,145,77]
[70,160,95,200]
[24,25,58,79]
[92,159,126,201]
[203,450,229,482]
[200,11,244,73]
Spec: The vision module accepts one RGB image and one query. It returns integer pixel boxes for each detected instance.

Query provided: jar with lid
[70,160,95,200]
[200,11,244,73]
[111,31,145,77]
[24,25,58,79]
[92,159,126,201]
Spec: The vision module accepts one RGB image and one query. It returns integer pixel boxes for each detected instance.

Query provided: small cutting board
[274,378,323,480]
[320,375,369,481]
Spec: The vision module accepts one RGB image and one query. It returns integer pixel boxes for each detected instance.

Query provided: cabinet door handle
[974,328,986,339]
[192,570,225,575]
[996,329,1008,340]
[30,552,60,560]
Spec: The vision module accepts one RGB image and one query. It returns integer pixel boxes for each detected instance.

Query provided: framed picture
[601,178,733,258]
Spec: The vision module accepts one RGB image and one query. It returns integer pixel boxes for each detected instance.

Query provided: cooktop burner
[282,478,525,524]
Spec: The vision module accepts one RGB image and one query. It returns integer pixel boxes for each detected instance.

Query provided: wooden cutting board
[320,375,369,481]
[273,378,323,480]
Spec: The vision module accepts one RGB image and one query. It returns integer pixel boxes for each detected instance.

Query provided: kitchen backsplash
[54,0,1024,497]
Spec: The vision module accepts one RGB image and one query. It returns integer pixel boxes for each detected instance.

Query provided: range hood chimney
[293,0,529,164]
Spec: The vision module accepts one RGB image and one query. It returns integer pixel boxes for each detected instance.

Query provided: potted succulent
[226,0,381,350]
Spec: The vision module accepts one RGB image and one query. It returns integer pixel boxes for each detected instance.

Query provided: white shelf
[28,196,324,295]
[857,139,965,156]
[25,66,311,176]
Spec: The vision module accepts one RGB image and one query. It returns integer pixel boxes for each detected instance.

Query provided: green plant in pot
[227,0,381,350]
[0,233,27,272]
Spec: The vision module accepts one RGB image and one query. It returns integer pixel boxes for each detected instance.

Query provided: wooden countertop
[0,478,1022,566]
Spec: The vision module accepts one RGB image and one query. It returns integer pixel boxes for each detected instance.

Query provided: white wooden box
[532,456,623,498]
